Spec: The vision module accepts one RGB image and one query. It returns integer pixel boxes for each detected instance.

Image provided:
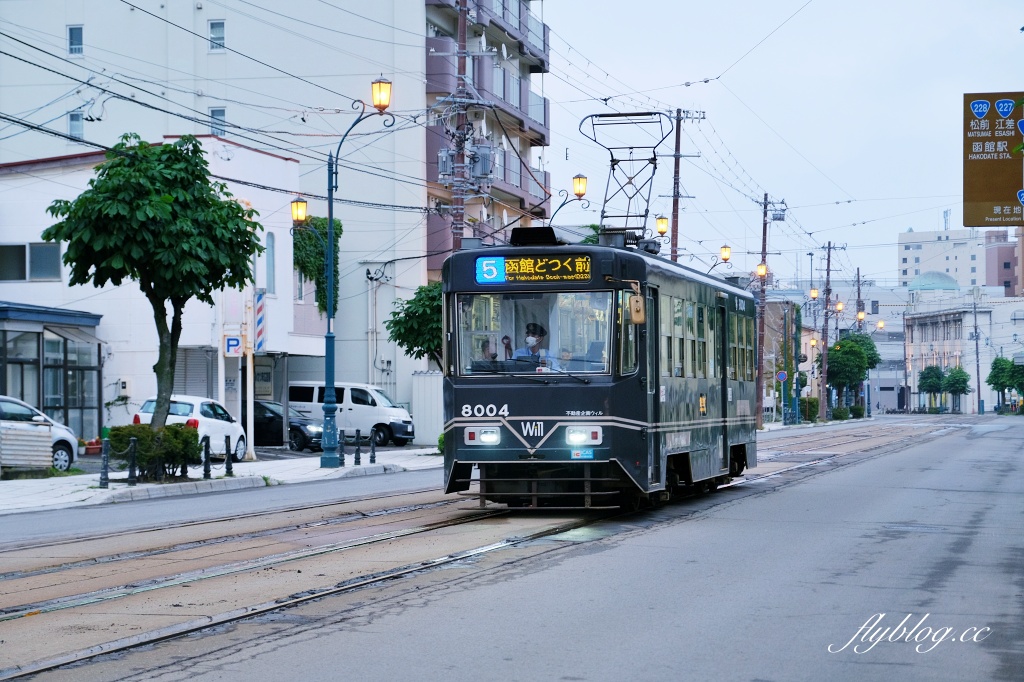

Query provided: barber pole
[254,288,266,355]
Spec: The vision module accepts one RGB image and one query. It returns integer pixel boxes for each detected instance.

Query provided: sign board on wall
[963,92,1024,227]
[254,359,274,399]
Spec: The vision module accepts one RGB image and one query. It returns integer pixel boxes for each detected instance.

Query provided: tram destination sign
[475,255,592,284]
[963,91,1024,227]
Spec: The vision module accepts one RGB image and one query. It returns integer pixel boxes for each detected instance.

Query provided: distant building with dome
[898,227,1018,296]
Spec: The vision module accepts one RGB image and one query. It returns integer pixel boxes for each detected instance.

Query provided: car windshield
[373,390,397,407]
[456,291,613,375]
[262,401,307,419]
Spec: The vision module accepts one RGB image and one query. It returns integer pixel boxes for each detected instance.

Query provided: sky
[533,0,1022,288]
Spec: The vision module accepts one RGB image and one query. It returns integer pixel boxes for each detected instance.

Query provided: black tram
[441,233,757,509]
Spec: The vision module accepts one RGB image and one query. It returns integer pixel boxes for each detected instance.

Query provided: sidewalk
[0,447,443,516]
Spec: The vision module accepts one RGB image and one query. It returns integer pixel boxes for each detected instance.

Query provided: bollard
[225,435,234,477]
[369,428,376,464]
[203,437,211,479]
[99,438,110,489]
[339,429,346,467]
[128,437,137,487]
[354,429,361,466]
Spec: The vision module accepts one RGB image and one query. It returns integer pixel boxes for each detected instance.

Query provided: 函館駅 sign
[963,92,1024,227]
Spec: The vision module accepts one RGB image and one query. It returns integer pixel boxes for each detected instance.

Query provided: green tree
[842,333,880,370]
[384,281,443,369]
[825,341,867,408]
[918,365,945,409]
[579,224,602,245]
[43,133,263,430]
[986,356,1015,408]
[291,215,341,315]
[942,365,972,412]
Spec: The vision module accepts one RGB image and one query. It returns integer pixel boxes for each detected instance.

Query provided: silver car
[0,395,79,472]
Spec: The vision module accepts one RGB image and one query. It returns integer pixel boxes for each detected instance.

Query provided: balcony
[426,36,458,95]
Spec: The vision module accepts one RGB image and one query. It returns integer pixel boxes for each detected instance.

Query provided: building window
[265,232,276,295]
[945,256,949,260]
[209,21,225,50]
[1004,280,1012,288]
[0,244,61,281]
[915,269,920,275]
[902,269,907,275]
[914,257,920,263]
[971,279,976,285]
[68,111,84,140]
[1004,262,1012,269]
[971,254,977,260]
[68,25,83,55]
[210,108,226,136]
[971,266,976,273]
[904,245,910,250]
[902,257,907,264]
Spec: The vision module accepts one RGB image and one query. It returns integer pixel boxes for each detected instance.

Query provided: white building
[0,138,323,437]
[902,271,1024,413]
[0,1,439,436]
[897,227,987,288]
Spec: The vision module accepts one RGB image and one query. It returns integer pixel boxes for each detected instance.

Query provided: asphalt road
[21,415,1022,682]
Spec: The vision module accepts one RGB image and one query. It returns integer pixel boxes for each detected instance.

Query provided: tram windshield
[457,291,613,375]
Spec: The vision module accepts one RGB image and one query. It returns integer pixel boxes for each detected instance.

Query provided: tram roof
[443,243,755,301]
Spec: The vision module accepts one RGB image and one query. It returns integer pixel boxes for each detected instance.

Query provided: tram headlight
[566,426,602,445]
[465,427,501,445]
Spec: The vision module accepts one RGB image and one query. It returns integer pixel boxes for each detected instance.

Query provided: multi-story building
[896,227,1000,289]
[0,2,557,443]
[901,271,1024,413]
[424,0,551,278]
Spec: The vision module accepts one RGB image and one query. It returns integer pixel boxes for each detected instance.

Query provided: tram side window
[696,306,706,379]
[618,291,638,374]
[728,314,738,380]
[685,301,696,378]
[707,305,717,378]
[660,296,671,377]
[749,315,757,378]
[673,297,684,377]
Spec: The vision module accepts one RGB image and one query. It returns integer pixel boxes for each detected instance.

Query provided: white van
[286,382,414,447]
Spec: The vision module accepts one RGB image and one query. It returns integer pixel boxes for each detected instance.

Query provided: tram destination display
[475,255,592,284]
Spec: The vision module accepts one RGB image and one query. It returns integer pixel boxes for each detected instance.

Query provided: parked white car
[133,395,246,461]
[0,395,79,471]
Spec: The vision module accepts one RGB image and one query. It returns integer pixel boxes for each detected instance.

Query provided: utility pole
[756,192,769,429]
[856,267,863,332]
[818,242,833,422]
[450,0,470,251]
[665,109,702,262]
[973,298,984,414]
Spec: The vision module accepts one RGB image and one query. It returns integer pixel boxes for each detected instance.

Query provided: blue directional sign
[1018,190,1024,207]
[970,100,990,118]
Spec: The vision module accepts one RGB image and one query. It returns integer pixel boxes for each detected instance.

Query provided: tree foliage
[43,133,263,429]
[941,366,972,395]
[384,281,443,369]
[918,365,945,407]
[825,340,867,404]
[292,215,341,315]
[579,224,602,245]
[841,333,881,369]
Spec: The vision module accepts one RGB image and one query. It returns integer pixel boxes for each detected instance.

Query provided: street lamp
[290,196,307,223]
[707,244,733,273]
[317,78,394,468]
[548,174,590,224]
[656,215,669,237]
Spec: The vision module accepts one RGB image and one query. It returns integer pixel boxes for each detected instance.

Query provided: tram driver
[512,322,559,370]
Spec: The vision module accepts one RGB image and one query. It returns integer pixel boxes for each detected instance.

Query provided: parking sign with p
[224,335,243,357]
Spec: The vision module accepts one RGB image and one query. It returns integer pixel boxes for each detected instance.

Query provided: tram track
[0,419,962,679]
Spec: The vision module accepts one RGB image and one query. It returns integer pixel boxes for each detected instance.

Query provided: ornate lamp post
[548,174,589,224]
[317,78,394,468]
[706,244,733,273]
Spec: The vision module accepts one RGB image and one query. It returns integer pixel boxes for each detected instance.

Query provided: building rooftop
[907,271,960,291]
